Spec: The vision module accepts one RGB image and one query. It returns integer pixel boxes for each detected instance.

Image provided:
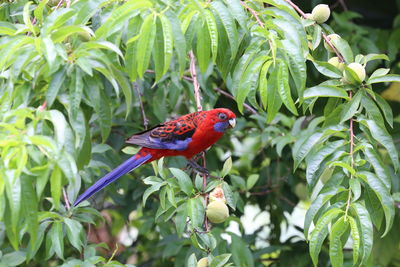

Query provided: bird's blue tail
[74,154,152,206]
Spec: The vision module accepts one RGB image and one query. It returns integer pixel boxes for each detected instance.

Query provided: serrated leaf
[210,254,232,267]
[278,61,298,115]
[170,168,193,196]
[374,92,393,128]
[309,208,343,266]
[64,218,83,251]
[347,216,360,264]
[159,15,174,76]
[175,203,187,236]
[142,181,166,207]
[222,182,236,210]
[259,60,272,109]
[293,132,324,170]
[363,144,391,189]
[196,20,211,73]
[351,203,373,266]
[267,64,283,122]
[311,59,342,78]
[359,118,399,171]
[211,1,238,59]
[136,13,156,78]
[358,171,394,236]
[21,175,38,247]
[50,221,64,259]
[204,9,218,63]
[329,216,348,267]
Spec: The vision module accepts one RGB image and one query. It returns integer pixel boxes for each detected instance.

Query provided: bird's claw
[187,160,209,175]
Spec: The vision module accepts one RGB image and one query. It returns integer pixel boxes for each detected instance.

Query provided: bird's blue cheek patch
[214,121,228,132]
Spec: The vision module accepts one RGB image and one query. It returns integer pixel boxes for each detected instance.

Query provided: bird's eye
[218,113,227,120]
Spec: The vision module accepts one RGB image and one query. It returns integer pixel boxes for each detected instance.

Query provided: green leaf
[187,253,197,267]
[23,2,36,35]
[309,208,343,267]
[136,13,156,78]
[222,181,236,210]
[349,178,361,201]
[306,140,346,188]
[204,9,218,63]
[210,254,232,267]
[312,24,322,50]
[221,157,232,178]
[175,203,187,236]
[259,60,272,109]
[267,64,283,122]
[159,14,174,76]
[230,233,254,267]
[367,74,400,84]
[169,168,193,196]
[361,91,384,125]
[304,85,349,99]
[374,92,393,128]
[347,216,360,264]
[236,55,267,113]
[359,118,399,171]
[165,10,186,76]
[351,203,373,266]
[50,221,64,259]
[363,144,391,189]
[293,132,324,170]
[246,174,259,190]
[111,67,132,118]
[50,165,62,210]
[340,90,362,123]
[196,20,211,73]
[1,251,26,266]
[46,67,67,107]
[329,216,348,267]
[278,61,298,115]
[358,171,395,236]
[187,197,204,229]
[331,36,353,63]
[64,218,83,251]
[21,175,38,248]
[4,171,21,248]
[369,68,390,79]
[143,181,166,207]
[311,59,342,78]
[211,1,238,59]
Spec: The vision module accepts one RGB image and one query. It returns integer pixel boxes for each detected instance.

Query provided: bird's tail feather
[74,153,152,206]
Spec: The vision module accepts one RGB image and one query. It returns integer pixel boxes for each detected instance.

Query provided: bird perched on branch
[74,108,236,206]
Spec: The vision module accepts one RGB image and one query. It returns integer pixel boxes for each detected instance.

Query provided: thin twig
[322,32,346,63]
[189,51,202,112]
[240,1,265,28]
[213,87,257,115]
[133,83,149,130]
[283,0,307,18]
[189,50,209,231]
[63,187,71,210]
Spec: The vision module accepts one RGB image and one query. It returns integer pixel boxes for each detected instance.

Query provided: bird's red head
[206,108,236,132]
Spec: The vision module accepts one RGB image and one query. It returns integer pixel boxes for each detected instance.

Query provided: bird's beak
[228,118,236,128]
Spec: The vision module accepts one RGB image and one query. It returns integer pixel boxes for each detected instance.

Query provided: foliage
[0,0,399,266]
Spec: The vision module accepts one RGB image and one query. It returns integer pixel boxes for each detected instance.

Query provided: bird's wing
[126,118,197,151]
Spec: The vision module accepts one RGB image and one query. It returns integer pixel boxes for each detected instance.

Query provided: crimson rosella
[73,108,236,206]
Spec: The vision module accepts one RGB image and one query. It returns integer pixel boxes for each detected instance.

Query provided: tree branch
[213,87,257,115]
[133,83,149,130]
[240,1,265,28]
[189,50,209,231]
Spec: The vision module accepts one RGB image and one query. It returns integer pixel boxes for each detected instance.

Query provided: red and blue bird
[74,108,236,206]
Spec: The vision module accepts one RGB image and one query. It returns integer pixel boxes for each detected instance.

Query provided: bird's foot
[187,160,209,175]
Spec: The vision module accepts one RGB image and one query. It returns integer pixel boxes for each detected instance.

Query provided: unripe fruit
[209,186,226,203]
[294,183,308,201]
[344,62,366,83]
[324,34,340,53]
[197,257,209,267]
[328,57,345,71]
[311,4,330,24]
[206,201,229,224]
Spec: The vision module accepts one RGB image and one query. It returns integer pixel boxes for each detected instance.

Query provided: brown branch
[240,1,265,28]
[213,87,257,115]
[189,50,209,231]
[133,83,149,130]
[322,32,346,63]
[63,187,71,210]
[189,51,203,112]
[283,0,307,18]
